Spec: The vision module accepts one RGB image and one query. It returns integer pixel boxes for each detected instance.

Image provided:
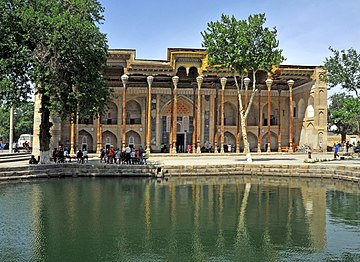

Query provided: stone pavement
[0,151,359,168]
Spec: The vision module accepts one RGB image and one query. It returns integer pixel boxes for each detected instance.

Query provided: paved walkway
[0,152,359,168]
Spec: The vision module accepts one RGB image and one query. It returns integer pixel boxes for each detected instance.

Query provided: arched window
[126,100,142,124]
[298,99,306,119]
[307,96,314,118]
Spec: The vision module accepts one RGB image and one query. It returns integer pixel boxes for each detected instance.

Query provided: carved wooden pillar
[146,76,153,154]
[196,76,203,153]
[213,84,219,153]
[266,78,273,153]
[155,94,160,148]
[257,87,262,153]
[171,76,179,154]
[288,80,294,152]
[192,85,196,153]
[96,113,102,153]
[70,113,75,154]
[220,77,226,154]
[278,88,282,152]
[121,74,128,149]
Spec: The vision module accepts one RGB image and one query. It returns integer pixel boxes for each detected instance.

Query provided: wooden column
[155,94,160,148]
[257,87,262,153]
[220,77,227,154]
[96,113,102,153]
[146,76,153,154]
[266,79,273,153]
[288,80,294,152]
[278,88,282,152]
[192,85,196,153]
[70,113,75,154]
[196,76,203,153]
[121,74,128,149]
[213,85,219,153]
[171,76,179,154]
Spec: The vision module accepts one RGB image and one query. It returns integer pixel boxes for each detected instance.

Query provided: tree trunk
[240,112,252,162]
[39,93,53,164]
[341,132,346,144]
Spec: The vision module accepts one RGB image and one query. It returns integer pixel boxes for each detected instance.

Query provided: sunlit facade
[32,48,328,155]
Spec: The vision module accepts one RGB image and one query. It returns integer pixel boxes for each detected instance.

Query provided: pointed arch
[126,100,142,124]
[102,130,117,149]
[261,131,278,151]
[126,130,141,147]
[298,98,306,119]
[102,102,118,125]
[307,96,314,118]
[79,130,94,152]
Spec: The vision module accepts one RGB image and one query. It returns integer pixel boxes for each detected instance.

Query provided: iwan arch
[32,48,328,155]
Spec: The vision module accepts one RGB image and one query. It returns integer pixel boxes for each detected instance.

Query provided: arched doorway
[224,131,236,152]
[79,130,94,152]
[102,131,117,150]
[126,130,141,149]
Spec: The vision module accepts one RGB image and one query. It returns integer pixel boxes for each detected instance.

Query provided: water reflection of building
[32,48,328,156]
[27,178,360,260]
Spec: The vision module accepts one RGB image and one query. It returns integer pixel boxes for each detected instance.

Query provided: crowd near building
[32,48,328,156]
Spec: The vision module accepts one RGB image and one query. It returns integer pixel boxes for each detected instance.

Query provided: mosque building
[32,48,328,155]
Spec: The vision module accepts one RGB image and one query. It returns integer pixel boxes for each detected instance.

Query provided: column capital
[121,74,128,84]
[196,75,203,89]
[244,77,250,90]
[220,77,227,90]
[287,79,294,90]
[266,78,273,91]
[172,76,179,89]
[147,75,154,87]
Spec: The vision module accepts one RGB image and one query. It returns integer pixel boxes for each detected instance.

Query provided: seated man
[63,148,71,162]
[82,149,89,163]
[76,149,84,163]
[29,155,38,165]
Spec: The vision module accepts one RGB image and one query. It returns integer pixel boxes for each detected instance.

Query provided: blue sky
[99,0,360,66]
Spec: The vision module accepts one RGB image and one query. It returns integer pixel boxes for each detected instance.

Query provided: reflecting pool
[0,177,359,261]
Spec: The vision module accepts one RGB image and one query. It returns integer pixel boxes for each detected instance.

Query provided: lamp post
[196,76,203,154]
[265,78,273,153]
[146,76,153,154]
[220,77,227,154]
[121,74,128,149]
[287,79,294,153]
[171,76,179,154]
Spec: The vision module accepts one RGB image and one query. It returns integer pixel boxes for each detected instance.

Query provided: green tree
[202,13,284,161]
[328,92,360,142]
[323,47,360,98]
[0,0,109,162]
[0,101,34,142]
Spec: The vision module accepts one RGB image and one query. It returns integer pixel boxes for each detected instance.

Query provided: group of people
[100,145,148,165]
[333,141,359,159]
[53,146,69,163]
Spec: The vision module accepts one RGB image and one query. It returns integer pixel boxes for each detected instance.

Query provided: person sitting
[63,148,71,162]
[82,149,88,163]
[52,148,58,163]
[57,148,65,163]
[29,155,38,165]
[76,149,84,163]
[100,148,106,163]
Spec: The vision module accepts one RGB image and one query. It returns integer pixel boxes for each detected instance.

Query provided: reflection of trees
[327,191,360,226]
[19,177,344,261]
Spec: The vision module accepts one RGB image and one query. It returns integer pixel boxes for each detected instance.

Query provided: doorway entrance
[176,134,185,153]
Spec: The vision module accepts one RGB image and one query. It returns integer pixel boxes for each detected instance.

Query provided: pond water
[0,177,359,262]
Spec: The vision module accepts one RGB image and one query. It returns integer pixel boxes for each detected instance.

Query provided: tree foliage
[328,92,360,141]
[202,13,284,160]
[0,0,109,160]
[323,47,360,97]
